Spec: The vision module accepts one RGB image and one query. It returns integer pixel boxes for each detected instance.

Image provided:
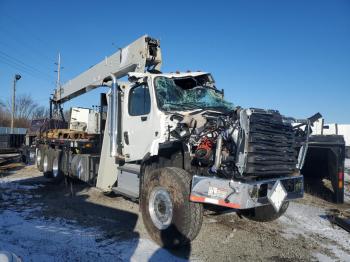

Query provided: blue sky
[0,0,349,123]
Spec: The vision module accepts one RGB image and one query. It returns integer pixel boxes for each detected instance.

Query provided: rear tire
[239,201,289,222]
[36,147,44,172]
[140,167,203,248]
[43,148,54,178]
[51,150,64,184]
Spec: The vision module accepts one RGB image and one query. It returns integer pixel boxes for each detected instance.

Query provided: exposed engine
[169,107,314,180]
[195,136,215,165]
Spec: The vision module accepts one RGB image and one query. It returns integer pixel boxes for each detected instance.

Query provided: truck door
[122,83,156,161]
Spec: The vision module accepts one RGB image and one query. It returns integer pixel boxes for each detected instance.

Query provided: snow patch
[0,209,185,262]
[345,159,350,203]
[344,158,350,171]
[0,172,187,261]
[279,202,350,261]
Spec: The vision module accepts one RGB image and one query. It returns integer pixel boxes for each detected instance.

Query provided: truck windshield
[155,76,234,112]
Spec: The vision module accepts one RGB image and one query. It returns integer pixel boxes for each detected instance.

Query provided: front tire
[140,167,203,248]
[239,201,289,222]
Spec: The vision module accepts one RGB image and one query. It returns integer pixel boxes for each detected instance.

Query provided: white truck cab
[36,36,316,248]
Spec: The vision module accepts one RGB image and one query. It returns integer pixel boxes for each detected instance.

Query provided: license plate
[267,180,287,212]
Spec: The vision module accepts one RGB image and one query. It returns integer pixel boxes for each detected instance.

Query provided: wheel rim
[77,159,83,179]
[149,187,173,230]
[36,150,41,167]
[43,155,49,172]
[30,151,35,162]
[52,157,59,178]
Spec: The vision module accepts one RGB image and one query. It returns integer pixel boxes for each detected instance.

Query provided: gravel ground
[1,164,350,261]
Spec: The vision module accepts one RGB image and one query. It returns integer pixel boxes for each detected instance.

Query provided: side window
[128,85,151,116]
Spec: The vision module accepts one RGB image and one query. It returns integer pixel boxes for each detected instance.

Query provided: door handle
[124,132,129,145]
[141,116,147,121]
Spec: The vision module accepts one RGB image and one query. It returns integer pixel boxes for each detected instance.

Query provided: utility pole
[55,52,61,91]
[11,74,21,134]
[54,52,63,119]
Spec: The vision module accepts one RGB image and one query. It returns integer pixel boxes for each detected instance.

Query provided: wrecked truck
[35,35,316,248]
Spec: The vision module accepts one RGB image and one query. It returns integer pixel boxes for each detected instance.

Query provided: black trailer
[0,134,25,153]
[302,135,346,203]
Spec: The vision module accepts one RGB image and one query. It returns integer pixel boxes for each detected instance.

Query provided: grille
[243,109,298,176]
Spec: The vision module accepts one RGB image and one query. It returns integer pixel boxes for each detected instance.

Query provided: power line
[0,24,55,64]
[0,61,53,86]
[0,54,54,84]
[0,15,65,93]
[0,56,55,85]
[1,14,57,55]
[0,50,55,80]
[0,40,55,76]
[0,55,41,78]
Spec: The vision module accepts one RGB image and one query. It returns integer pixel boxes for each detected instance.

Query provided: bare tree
[1,94,49,128]
[16,94,38,119]
[0,100,11,127]
[32,106,50,119]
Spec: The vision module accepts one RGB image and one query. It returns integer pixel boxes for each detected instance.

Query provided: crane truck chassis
[35,35,318,248]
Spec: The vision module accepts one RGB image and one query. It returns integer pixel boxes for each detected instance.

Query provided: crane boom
[53,35,162,103]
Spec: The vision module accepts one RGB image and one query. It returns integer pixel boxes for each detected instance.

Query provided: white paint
[70,107,100,134]
[120,47,129,68]
[204,198,219,205]
[268,181,287,212]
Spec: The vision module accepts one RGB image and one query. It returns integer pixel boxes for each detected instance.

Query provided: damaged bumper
[190,174,303,210]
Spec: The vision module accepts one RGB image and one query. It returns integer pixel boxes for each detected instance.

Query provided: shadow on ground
[0,168,192,261]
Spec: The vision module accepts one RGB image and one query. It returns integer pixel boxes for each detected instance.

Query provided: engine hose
[214,134,223,170]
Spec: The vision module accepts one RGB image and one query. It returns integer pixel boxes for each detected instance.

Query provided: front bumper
[190,174,303,210]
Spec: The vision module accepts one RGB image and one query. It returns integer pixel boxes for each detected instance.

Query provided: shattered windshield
[154,76,234,112]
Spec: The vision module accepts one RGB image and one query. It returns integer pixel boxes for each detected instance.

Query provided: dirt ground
[1,163,350,262]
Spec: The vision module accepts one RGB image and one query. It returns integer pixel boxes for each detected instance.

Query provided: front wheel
[239,201,289,222]
[140,167,203,248]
